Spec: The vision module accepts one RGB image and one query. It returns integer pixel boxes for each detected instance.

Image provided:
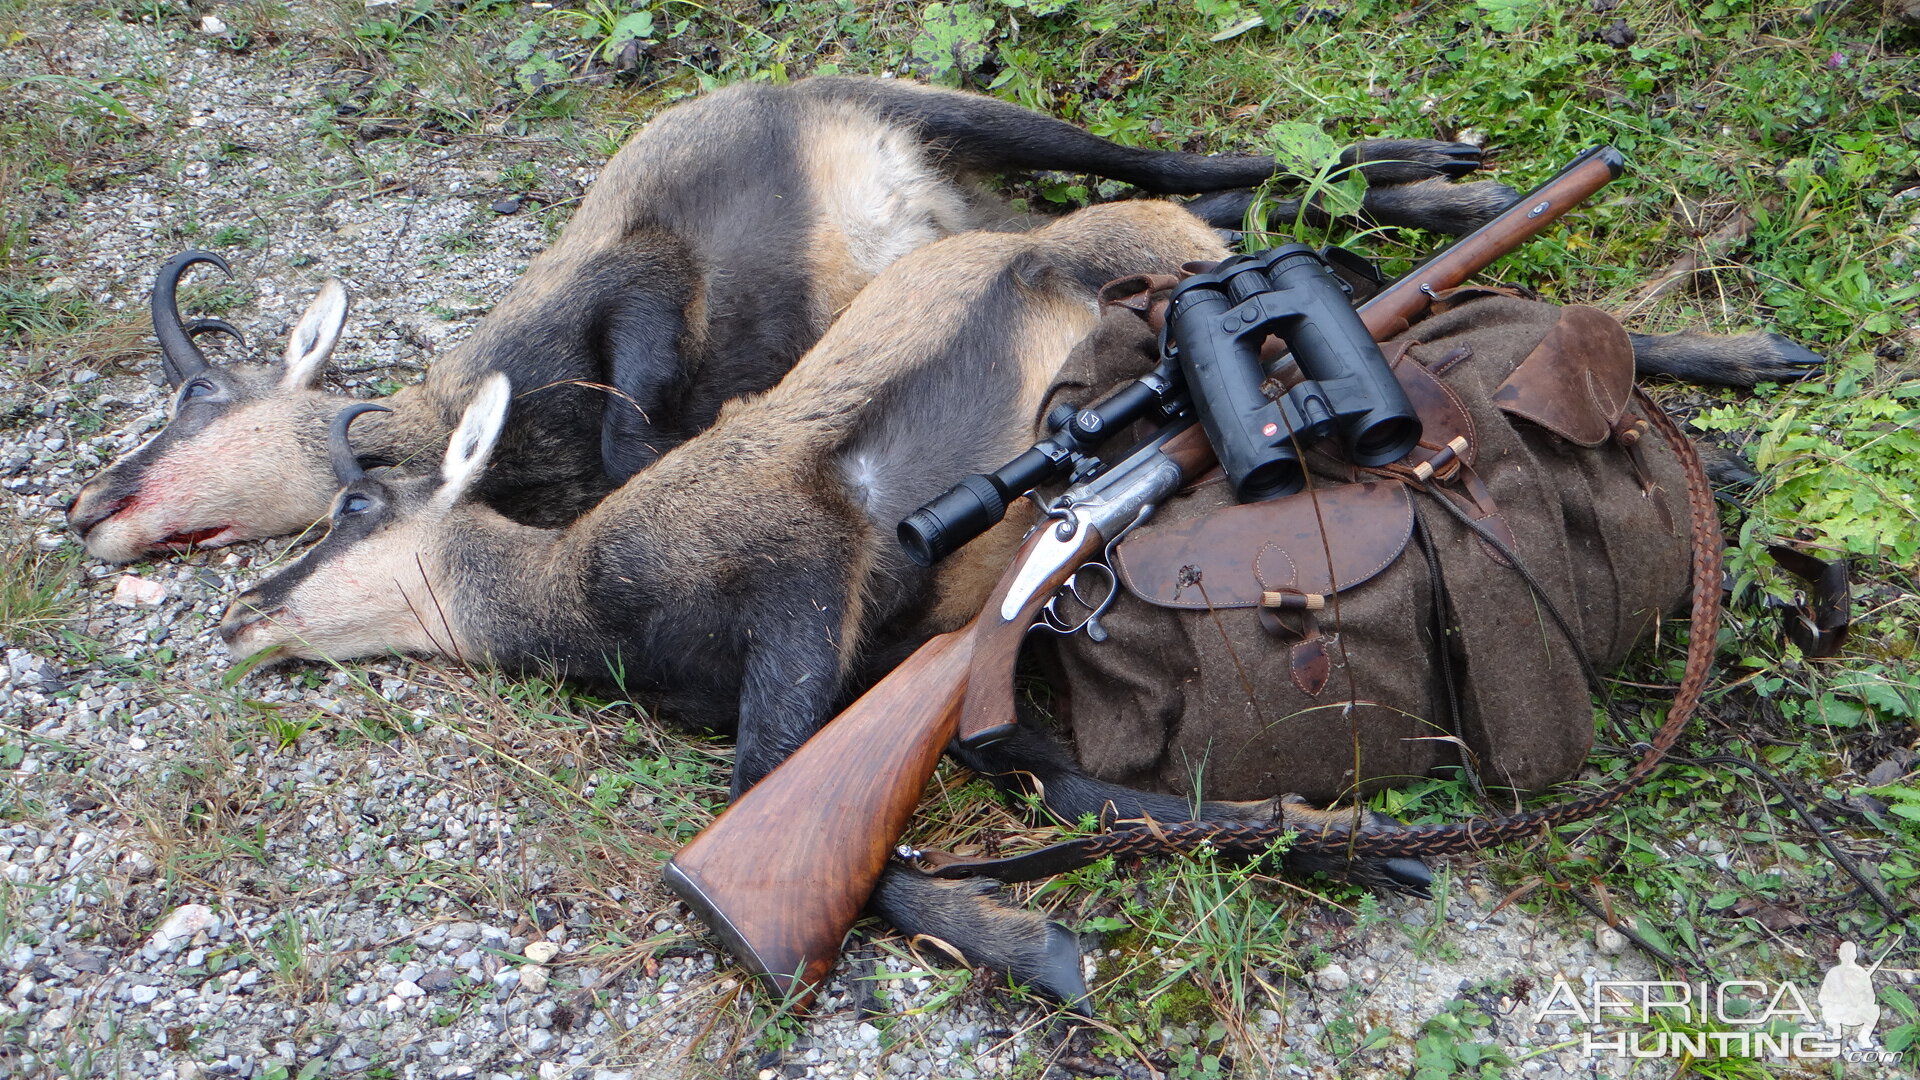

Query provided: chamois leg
[595,250,696,482]
[731,596,852,800]
[868,865,1089,1014]
[1183,176,1520,237]
[950,721,1433,894]
[1628,330,1828,387]
[812,78,1482,192]
[802,78,1512,234]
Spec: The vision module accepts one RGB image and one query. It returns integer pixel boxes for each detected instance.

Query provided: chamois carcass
[216,200,1429,1004]
[215,201,1227,790]
[67,76,1521,563]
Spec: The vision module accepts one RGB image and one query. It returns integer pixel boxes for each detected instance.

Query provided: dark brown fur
[218,203,1221,779]
[70,76,1512,562]
[216,202,1261,1004]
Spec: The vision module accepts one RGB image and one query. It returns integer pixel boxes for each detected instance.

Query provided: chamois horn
[328,403,392,486]
[151,251,238,388]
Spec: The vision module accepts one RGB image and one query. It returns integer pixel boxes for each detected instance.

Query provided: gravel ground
[0,11,1864,1080]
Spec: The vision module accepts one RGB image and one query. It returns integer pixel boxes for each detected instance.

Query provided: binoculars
[1167,244,1419,502]
[901,243,1422,566]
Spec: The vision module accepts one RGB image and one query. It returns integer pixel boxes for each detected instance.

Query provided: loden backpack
[1029,283,1700,808]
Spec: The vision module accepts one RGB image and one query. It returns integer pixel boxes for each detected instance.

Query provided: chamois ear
[434,373,511,509]
[280,278,350,390]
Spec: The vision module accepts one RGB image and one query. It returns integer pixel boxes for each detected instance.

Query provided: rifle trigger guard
[1030,504,1152,642]
[1034,562,1118,640]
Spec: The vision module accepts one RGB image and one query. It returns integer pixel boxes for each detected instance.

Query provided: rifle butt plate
[661,859,826,1010]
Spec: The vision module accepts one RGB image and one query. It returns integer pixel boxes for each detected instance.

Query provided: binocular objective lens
[1239,459,1305,503]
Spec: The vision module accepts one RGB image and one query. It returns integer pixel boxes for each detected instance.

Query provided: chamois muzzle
[328,403,392,485]
[152,251,245,388]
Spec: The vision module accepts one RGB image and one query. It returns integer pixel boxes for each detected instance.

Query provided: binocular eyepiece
[1167,244,1420,502]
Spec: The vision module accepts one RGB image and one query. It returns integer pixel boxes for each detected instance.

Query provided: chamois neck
[439,508,597,669]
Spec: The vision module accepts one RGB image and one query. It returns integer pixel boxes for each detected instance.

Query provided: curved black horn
[183,317,248,351]
[328,403,392,486]
[151,251,233,388]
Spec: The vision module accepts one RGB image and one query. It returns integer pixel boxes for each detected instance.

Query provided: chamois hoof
[1744,333,1830,382]
[1629,330,1830,387]
[1700,445,1760,492]
[1371,856,1436,897]
[868,868,1091,1013]
[1342,139,1486,185]
[1271,795,1436,897]
[1023,921,1091,1017]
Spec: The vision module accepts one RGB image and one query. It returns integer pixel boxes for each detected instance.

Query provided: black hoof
[1021,921,1090,1016]
[1343,139,1485,185]
[1378,856,1434,898]
[1702,446,1759,490]
[1752,334,1830,381]
[1418,141,1487,180]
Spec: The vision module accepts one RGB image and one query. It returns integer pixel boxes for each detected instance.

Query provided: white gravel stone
[146,904,218,954]
[518,964,548,994]
[111,574,169,607]
[1597,926,1629,954]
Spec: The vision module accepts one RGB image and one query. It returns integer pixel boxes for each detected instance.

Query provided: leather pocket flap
[1114,481,1414,610]
[1492,305,1634,446]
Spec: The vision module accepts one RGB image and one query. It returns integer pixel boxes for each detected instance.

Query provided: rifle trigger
[1075,562,1119,643]
[1031,561,1120,640]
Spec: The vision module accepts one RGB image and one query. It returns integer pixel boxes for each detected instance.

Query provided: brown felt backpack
[1030,287,1696,807]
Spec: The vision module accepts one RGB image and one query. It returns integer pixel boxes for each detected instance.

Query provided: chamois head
[217,374,514,664]
[67,252,361,562]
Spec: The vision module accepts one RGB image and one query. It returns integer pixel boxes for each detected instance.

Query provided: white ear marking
[434,373,511,509]
[280,278,351,389]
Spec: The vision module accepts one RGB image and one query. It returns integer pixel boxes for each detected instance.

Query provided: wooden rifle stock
[662,626,973,1003]
[661,514,1104,1005]
[665,146,1624,1004]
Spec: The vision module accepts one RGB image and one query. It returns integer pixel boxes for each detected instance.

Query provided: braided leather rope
[923,387,1723,879]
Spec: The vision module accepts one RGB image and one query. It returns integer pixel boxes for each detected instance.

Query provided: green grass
[0,536,78,644]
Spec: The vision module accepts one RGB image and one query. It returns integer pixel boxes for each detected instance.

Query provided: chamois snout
[216,592,288,654]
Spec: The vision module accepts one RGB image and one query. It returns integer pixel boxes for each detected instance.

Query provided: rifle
[667,145,1709,1005]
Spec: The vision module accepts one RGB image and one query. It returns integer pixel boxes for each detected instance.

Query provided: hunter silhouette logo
[1818,941,1879,1049]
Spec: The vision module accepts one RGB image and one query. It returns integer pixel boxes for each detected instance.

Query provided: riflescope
[1166,244,1420,502]
[898,362,1178,567]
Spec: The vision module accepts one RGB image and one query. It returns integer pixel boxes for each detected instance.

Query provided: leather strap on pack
[912,386,1722,880]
